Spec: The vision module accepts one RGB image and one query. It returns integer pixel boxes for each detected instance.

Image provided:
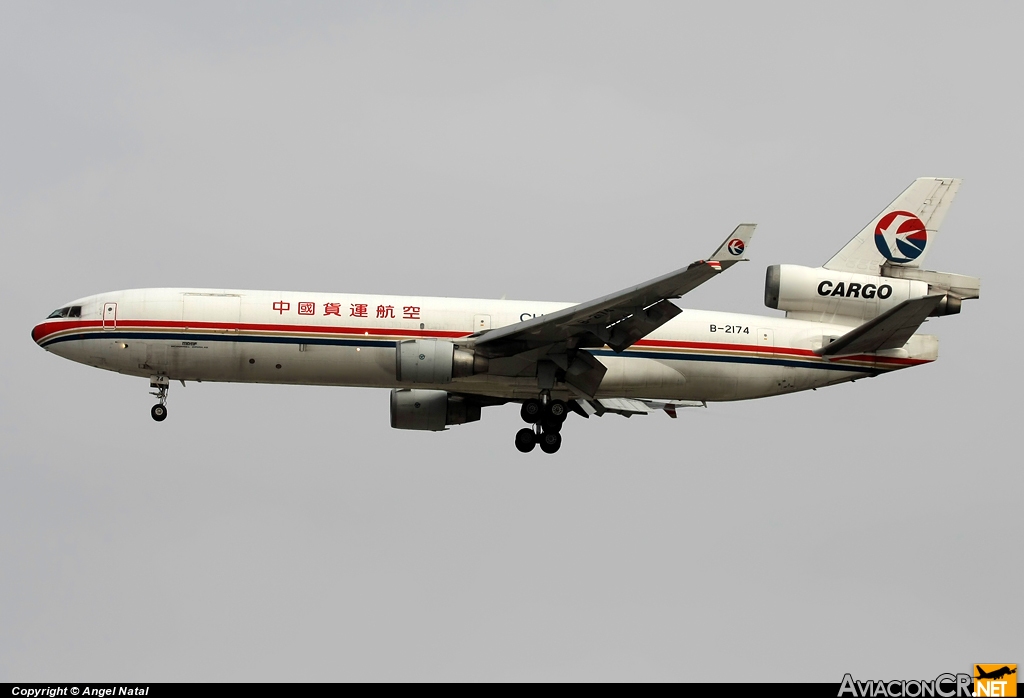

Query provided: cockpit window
[46,306,80,319]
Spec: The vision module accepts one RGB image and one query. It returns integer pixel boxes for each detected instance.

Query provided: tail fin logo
[874,210,927,263]
[727,238,745,256]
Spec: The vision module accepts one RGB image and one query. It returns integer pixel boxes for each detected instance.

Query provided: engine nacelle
[764,264,963,320]
[389,389,481,431]
[396,339,488,384]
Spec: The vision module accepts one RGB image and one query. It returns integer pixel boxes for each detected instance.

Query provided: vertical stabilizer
[823,178,961,274]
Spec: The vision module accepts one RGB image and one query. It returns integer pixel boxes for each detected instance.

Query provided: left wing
[473,224,757,358]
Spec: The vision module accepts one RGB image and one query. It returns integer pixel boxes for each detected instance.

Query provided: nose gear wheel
[149,376,170,422]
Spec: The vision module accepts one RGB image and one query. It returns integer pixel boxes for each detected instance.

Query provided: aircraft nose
[31,322,48,346]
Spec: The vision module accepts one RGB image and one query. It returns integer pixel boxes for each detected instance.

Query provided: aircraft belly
[596,354,755,401]
[710,364,830,400]
[593,354,851,401]
[595,355,690,400]
[48,339,114,371]
[50,337,398,387]
[163,341,398,386]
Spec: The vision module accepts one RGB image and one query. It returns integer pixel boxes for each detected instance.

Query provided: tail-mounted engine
[395,339,488,384]
[765,264,979,321]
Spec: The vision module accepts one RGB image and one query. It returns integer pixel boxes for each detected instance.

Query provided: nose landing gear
[150,375,169,422]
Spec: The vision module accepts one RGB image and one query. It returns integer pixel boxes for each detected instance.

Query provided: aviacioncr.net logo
[839,673,973,697]
[974,664,1017,697]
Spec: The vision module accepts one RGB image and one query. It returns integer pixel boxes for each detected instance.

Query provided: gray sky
[1,0,1020,682]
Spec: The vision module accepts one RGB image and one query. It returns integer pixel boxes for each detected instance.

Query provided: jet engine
[395,339,488,384]
[764,264,973,321]
[389,389,481,431]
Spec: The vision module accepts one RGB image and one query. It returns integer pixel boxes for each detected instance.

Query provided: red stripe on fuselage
[32,319,468,342]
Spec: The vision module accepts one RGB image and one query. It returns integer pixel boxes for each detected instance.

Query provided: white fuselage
[32,288,938,402]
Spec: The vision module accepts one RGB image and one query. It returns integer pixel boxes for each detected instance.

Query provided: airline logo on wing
[874,210,927,264]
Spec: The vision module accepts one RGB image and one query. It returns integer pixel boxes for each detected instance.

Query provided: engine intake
[389,389,481,431]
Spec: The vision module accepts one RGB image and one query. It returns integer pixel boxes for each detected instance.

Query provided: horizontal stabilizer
[816,295,945,357]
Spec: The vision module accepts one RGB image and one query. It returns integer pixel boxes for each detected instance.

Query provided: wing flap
[591,299,682,353]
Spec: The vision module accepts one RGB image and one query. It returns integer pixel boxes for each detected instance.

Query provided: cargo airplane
[32,178,980,453]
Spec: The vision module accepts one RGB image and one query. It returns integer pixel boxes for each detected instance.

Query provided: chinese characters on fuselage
[272,301,420,320]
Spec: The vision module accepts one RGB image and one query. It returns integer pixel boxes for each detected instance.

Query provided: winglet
[709,224,757,262]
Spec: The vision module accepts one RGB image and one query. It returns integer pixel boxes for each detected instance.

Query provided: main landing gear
[150,375,169,422]
[515,396,568,454]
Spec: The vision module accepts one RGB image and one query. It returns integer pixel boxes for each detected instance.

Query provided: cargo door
[182,294,241,332]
